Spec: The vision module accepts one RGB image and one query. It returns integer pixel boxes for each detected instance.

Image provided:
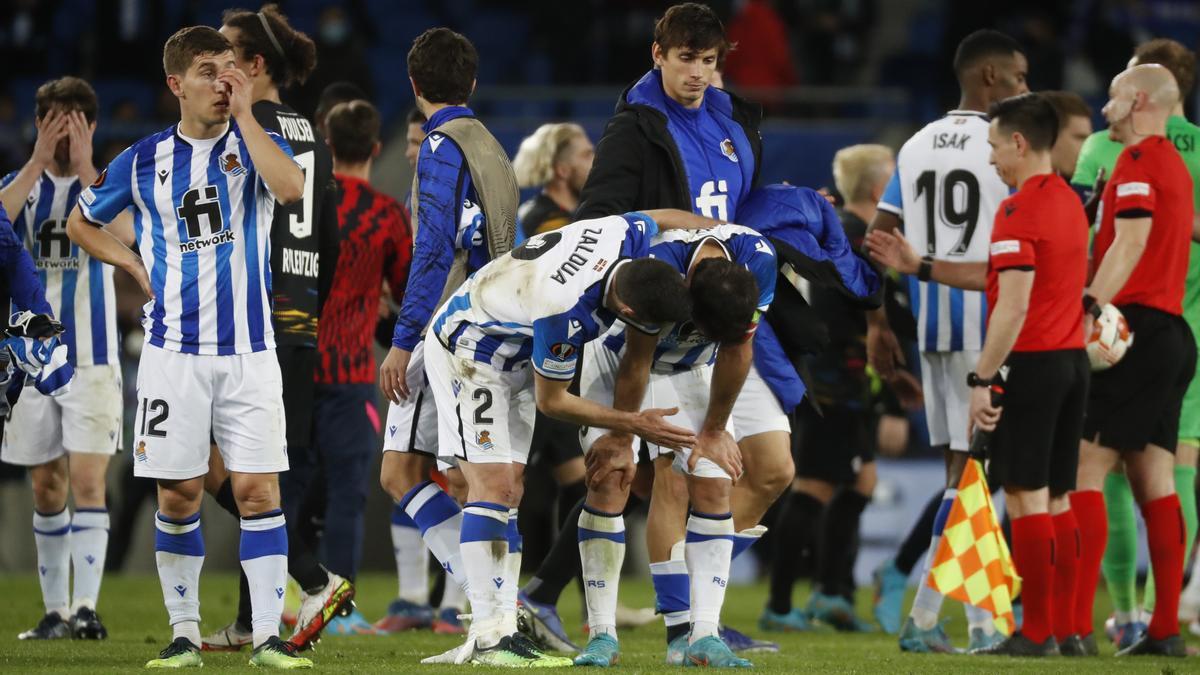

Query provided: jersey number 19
[915,169,981,256]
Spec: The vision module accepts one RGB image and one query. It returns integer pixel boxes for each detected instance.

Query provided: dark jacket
[576,70,764,220]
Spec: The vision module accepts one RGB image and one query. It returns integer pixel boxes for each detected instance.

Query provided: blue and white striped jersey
[3,170,117,367]
[877,110,1007,353]
[432,213,660,379]
[78,122,292,355]
[603,224,776,371]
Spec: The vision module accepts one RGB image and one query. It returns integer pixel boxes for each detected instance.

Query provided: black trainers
[975,632,1058,657]
[17,612,70,640]
[70,607,109,640]
[145,637,203,668]
[1058,634,1091,657]
[1115,633,1186,657]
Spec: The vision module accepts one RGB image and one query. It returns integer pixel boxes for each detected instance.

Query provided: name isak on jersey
[932,132,970,151]
[550,227,604,285]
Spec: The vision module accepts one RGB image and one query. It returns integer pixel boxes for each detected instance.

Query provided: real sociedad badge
[720,139,738,163]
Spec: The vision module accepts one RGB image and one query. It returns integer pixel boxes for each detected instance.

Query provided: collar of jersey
[423,106,474,134]
[944,109,989,120]
[174,121,231,148]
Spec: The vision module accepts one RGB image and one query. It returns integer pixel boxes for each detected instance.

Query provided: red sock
[1068,490,1107,637]
[1143,494,1185,640]
[1051,510,1080,642]
[1011,513,1055,643]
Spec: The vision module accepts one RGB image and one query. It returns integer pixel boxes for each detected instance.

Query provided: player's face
[559,134,594,196]
[654,44,719,108]
[405,122,424,169]
[1051,114,1093,178]
[38,105,77,166]
[993,52,1030,99]
[987,119,1021,188]
[1102,77,1137,143]
[172,51,238,126]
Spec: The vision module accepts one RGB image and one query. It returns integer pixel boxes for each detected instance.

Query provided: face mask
[321,20,348,45]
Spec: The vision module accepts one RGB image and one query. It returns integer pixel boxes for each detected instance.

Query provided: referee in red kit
[866,92,1090,657]
[1069,63,1196,658]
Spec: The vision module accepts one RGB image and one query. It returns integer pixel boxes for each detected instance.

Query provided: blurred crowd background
[0,0,1191,579]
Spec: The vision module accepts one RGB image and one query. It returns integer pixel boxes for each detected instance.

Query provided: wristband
[917,255,934,282]
[966,371,993,388]
[1082,293,1102,320]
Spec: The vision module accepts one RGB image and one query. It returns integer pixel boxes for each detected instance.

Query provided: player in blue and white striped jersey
[0,77,126,643]
[863,29,1027,653]
[65,27,310,669]
[420,208,715,660]
[571,223,773,664]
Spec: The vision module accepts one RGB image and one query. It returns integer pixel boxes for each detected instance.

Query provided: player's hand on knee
[632,407,696,451]
[379,347,412,403]
[585,433,635,491]
[689,429,743,482]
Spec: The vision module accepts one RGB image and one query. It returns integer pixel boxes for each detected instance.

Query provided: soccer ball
[1086,304,1133,371]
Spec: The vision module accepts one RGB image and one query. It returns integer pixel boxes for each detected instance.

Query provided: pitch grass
[0,573,1192,673]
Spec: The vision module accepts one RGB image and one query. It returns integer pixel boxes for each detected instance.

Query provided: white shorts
[579,342,732,480]
[382,342,439,457]
[730,363,791,440]
[424,334,534,465]
[132,343,288,479]
[919,350,979,452]
[1,364,123,466]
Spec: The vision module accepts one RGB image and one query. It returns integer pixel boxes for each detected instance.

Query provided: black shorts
[793,402,874,485]
[527,411,583,468]
[1083,305,1197,452]
[277,345,317,449]
[988,349,1088,494]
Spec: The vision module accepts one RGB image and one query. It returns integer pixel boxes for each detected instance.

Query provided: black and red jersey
[316,175,412,384]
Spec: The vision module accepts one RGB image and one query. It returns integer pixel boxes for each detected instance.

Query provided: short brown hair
[163,26,232,77]
[1040,90,1092,129]
[1133,38,1196,98]
[326,100,380,164]
[408,28,477,105]
[221,4,317,89]
[653,3,731,62]
[35,77,98,123]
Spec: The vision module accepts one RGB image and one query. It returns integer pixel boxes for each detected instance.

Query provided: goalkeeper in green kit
[1072,38,1200,645]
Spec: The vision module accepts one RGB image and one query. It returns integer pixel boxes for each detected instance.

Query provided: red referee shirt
[1093,135,1194,316]
[986,173,1089,352]
[316,175,413,384]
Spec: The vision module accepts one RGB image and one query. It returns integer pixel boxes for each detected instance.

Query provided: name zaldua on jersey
[431,213,657,379]
[878,111,1008,352]
[78,123,292,355]
[4,171,117,366]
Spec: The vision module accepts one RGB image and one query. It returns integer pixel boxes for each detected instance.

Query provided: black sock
[767,491,823,615]
[525,496,585,606]
[236,571,252,630]
[289,520,329,592]
[817,489,870,595]
[666,622,690,644]
[894,491,941,574]
[430,564,447,608]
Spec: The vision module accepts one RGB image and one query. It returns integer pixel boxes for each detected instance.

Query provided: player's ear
[981,62,996,87]
[372,141,382,159]
[409,77,421,100]
[166,73,184,98]
[652,42,663,68]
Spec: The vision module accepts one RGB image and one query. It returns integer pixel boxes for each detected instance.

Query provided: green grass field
[0,573,1192,673]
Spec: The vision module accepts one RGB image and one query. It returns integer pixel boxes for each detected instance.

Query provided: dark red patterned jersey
[317,175,413,384]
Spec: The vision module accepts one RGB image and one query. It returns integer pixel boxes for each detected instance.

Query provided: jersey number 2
[915,169,980,256]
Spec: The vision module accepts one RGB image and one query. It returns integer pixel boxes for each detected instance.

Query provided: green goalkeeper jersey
[1073,115,1200,438]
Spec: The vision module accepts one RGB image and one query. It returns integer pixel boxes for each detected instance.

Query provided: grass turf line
[0,573,1189,673]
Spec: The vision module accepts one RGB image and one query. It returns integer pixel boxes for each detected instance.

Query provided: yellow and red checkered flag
[927,457,1021,636]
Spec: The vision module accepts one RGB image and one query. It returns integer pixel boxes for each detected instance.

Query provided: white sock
[441,570,468,612]
[500,509,522,636]
[965,603,994,634]
[33,509,71,618]
[460,501,509,646]
[154,511,204,646]
[70,508,110,612]
[403,481,468,590]
[1184,551,1200,602]
[240,509,288,648]
[578,506,624,639]
[910,489,956,630]
[390,505,430,604]
[685,512,734,643]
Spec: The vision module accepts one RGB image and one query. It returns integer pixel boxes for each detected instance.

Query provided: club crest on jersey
[551,342,576,359]
[135,441,148,463]
[720,138,739,163]
[477,430,494,450]
[221,152,246,177]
